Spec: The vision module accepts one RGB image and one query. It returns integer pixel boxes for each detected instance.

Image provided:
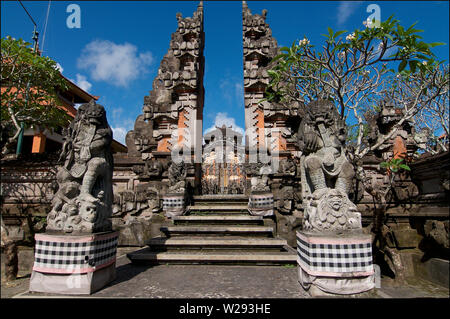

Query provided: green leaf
[334,30,347,38]
[428,42,446,48]
[400,164,411,171]
[409,60,417,73]
[398,60,407,72]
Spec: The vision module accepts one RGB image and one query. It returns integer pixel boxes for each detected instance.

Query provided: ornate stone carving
[303,188,362,232]
[249,163,271,192]
[298,100,361,232]
[47,100,114,233]
[127,2,204,159]
[167,161,187,194]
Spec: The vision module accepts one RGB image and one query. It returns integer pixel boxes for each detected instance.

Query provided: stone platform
[28,231,119,295]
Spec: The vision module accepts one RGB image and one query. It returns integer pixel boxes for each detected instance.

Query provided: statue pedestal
[163,193,186,218]
[296,230,375,296]
[29,231,118,295]
[248,192,274,216]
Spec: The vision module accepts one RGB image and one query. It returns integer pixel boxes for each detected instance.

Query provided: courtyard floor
[1,247,448,300]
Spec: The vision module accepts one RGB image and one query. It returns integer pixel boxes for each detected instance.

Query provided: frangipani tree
[267,15,448,180]
[1,36,71,156]
[266,16,448,280]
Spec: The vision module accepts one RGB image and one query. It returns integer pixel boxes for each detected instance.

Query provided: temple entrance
[201,125,245,194]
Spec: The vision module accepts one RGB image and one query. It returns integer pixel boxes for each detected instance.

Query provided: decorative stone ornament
[248,192,274,216]
[163,161,188,218]
[303,188,362,232]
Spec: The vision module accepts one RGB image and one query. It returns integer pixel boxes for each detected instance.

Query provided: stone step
[193,202,248,207]
[146,236,287,249]
[160,225,274,237]
[189,205,248,211]
[189,211,249,216]
[173,215,262,225]
[127,248,297,265]
[193,195,248,201]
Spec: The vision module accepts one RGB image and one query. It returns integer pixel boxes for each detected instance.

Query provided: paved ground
[1,247,449,299]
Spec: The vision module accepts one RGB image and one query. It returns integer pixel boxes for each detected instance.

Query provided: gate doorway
[201,125,245,195]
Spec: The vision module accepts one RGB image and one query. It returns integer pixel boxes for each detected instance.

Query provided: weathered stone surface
[112,214,169,246]
[275,210,302,247]
[297,100,362,233]
[392,227,422,249]
[424,220,449,249]
[46,100,114,234]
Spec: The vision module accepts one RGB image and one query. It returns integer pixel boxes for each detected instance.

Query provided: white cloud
[74,74,92,92]
[337,1,362,25]
[205,112,244,135]
[218,79,245,108]
[110,108,135,145]
[77,40,154,87]
[111,126,128,145]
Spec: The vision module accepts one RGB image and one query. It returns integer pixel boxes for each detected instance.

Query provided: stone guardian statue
[47,100,114,233]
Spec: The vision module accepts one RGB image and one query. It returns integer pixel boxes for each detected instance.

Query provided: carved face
[78,197,99,222]
[327,192,343,211]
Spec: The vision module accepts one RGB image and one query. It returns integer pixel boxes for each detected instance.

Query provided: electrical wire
[18,0,37,27]
[41,0,52,53]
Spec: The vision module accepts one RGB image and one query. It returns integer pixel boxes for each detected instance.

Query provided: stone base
[29,231,118,295]
[163,194,185,218]
[297,230,375,296]
[29,262,116,295]
[248,193,274,217]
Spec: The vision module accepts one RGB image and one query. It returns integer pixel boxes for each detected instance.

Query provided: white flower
[299,38,310,46]
[422,60,428,66]
[346,33,356,41]
[396,74,401,78]
[363,18,373,28]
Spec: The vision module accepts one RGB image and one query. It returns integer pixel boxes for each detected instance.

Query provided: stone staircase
[127,195,297,265]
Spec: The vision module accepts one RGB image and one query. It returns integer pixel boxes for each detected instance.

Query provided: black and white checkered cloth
[248,194,274,209]
[163,196,184,211]
[297,232,373,276]
[33,232,118,274]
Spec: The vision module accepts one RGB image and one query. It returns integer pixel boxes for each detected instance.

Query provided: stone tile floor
[1,248,448,299]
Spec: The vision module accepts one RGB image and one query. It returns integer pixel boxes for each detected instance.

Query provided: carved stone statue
[167,161,187,194]
[47,100,114,233]
[249,163,271,192]
[298,100,361,232]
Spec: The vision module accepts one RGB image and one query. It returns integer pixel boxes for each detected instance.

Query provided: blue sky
[2,1,449,145]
